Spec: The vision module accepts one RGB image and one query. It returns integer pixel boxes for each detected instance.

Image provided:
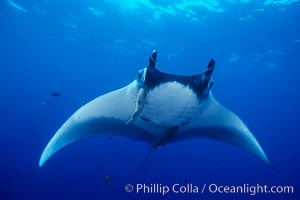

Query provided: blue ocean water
[1,0,299,199]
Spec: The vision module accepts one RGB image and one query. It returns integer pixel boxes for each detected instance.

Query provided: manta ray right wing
[172,94,270,165]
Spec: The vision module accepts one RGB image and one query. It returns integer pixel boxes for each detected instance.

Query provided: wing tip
[257,148,271,166]
[38,149,49,167]
[38,159,45,167]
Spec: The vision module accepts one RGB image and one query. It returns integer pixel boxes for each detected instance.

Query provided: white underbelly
[133,82,200,135]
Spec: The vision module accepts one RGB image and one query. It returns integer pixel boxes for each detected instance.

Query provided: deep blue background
[1,0,299,199]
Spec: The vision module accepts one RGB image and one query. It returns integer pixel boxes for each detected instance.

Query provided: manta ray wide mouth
[139,50,216,97]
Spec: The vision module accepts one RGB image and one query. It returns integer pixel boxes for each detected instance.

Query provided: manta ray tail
[133,147,153,182]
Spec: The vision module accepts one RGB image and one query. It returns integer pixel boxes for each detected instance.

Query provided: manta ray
[39,50,269,167]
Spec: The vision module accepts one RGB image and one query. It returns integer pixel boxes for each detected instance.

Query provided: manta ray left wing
[39,82,155,167]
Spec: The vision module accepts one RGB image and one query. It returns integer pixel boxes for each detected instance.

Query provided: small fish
[51,92,61,97]
[103,175,111,184]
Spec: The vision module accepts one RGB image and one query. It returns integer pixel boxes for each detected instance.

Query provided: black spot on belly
[181,121,190,125]
[153,126,178,148]
[140,116,151,122]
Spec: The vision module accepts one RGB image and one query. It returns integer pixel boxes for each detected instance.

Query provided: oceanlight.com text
[124,183,294,196]
[207,183,294,196]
